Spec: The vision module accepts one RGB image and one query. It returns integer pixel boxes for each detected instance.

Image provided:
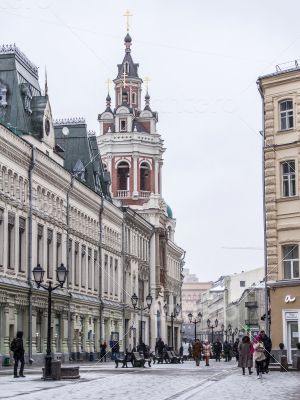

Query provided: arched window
[132,92,136,104]
[140,162,150,191]
[279,99,294,130]
[123,62,129,74]
[117,161,130,191]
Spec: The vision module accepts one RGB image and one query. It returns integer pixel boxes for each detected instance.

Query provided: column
[61,312,69,355]
[154,159,159,194]
[132,154,138,197]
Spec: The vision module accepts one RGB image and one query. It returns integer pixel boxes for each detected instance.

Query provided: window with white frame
[283,244,299,279]
[104,254,108,293]
[280,100,294,130]
[282,160,296,197]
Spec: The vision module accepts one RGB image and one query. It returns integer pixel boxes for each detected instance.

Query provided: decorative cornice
[0,44,38,76]
[53,117,86,126]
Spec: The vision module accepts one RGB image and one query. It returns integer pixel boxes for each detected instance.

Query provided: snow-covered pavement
[0,361,299,400]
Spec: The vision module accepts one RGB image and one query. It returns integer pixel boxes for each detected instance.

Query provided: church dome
[124,33,132,43]
[166,204,173,219]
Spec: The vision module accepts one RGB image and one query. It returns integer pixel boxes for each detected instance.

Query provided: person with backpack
[11,331,25,378]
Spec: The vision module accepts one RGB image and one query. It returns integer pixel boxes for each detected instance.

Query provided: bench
[115,352,133,368]
[171,351,183,364]
[165,351,178,364]
[151,352,165,364]
[132,352,151,368]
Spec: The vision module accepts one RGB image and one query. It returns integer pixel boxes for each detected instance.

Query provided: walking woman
[253,335,266,379]
[203,340,212,366]
[238,336,253,375]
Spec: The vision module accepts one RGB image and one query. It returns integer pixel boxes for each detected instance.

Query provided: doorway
[287,321,299,362]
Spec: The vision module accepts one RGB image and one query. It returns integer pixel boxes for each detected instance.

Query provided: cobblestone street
[0,361,299,400]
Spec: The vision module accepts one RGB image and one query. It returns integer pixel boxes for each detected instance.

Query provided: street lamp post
[164,303,181,349]
[131,293,153,345]
[32,263,67,380]
[207,318,218,344]
[188,312,202,342]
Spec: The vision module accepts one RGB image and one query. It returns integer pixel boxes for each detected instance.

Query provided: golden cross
[122,71,128,88]
[105,78,112,94]
[144,76,151,92]
[123,10,133,32]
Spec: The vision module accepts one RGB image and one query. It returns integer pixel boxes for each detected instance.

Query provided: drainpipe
[66,176,74,359]
[257,79,270,337]
[28,145,36,363]
[98,197,104,348]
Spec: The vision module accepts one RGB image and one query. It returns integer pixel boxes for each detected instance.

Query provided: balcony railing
[245,301,258,308]
[140,191,151,198]
[116,190,130,198]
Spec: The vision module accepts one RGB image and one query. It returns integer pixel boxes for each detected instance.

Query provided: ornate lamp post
[207,318,218,343]
[188,312,202,342]
[164,303,181,349]
[32,263,67,379]
[131,293,153,344]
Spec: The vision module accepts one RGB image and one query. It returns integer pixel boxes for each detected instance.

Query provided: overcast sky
[2,0,300,281]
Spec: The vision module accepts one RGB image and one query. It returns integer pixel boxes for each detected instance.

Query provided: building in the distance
[258,62,300,362]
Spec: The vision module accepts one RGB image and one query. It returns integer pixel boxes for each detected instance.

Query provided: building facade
[258,63,300,362]
[0,37,185,365]
[97,33,185,350]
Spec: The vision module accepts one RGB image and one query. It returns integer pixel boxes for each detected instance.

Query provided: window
[280,100,294,130]
[240,280,246,287]
[75,242,79,286]
[283,245,299,279]
[37,224,43,266]
[132,92,136,104]
[124,61,129,74]
[47,229,53,278]
[94,251,98,291]
[18,218,25,272]
[120,119,127,132]
[7,213,15,269]
[114,259,118,297]
[117,161,130,191]
[110,256,113,295]
[104,254,108,293]
[56,232,62,267]
[81,245,86,288]
[140,162,150,192]
[88,248,92,290]
[282,160,296,197]
[68,239,72,285]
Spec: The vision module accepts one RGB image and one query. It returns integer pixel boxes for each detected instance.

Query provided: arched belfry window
[123,62,129,74]
[140,162,150,191]
[117,161,130,191]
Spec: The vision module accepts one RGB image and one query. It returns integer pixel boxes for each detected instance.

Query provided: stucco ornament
[285,295,296,303]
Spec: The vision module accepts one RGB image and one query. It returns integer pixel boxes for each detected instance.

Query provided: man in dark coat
[233,338,240,362]
[11,331,25,378]
[260,330,272,372]
[155,338,164,357]
[213,338,222,362]
[223,341,232,362]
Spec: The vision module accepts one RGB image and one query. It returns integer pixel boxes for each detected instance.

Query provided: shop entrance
[287,321,299,362]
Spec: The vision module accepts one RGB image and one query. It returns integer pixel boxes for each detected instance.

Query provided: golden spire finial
[144,76,151,92]
[123,10,133,32]
[121,71,128,88]
[105,78,112,94]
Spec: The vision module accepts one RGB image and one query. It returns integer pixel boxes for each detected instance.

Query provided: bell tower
[97,32,164,207]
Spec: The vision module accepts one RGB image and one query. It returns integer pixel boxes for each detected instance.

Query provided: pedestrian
[192,339,203,366]
[233,338,240,362]
[188,344,193,360]
[155,337,164,358]
[213,338,222,362]
[260,330,272,373]
[11,331,25,378]
[100,341,107,362]
[253,335,266,379]
[182,338,189,361]
[112,341,120,360]
[223,340,232,362]
[238,335,253,375]
[203,340,212,366]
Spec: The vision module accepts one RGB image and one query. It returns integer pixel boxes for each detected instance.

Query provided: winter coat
[213,342,222,354]
[192,342,203,358]
[253,342,266,362]
[182,342,190,356]
[238,342,253,368]
[223,342,232,354]
[202,344,212,357]
[12,337,24,359]
[261,335,272,352]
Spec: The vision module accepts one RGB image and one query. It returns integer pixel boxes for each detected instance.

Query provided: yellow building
[258,62,300,362]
